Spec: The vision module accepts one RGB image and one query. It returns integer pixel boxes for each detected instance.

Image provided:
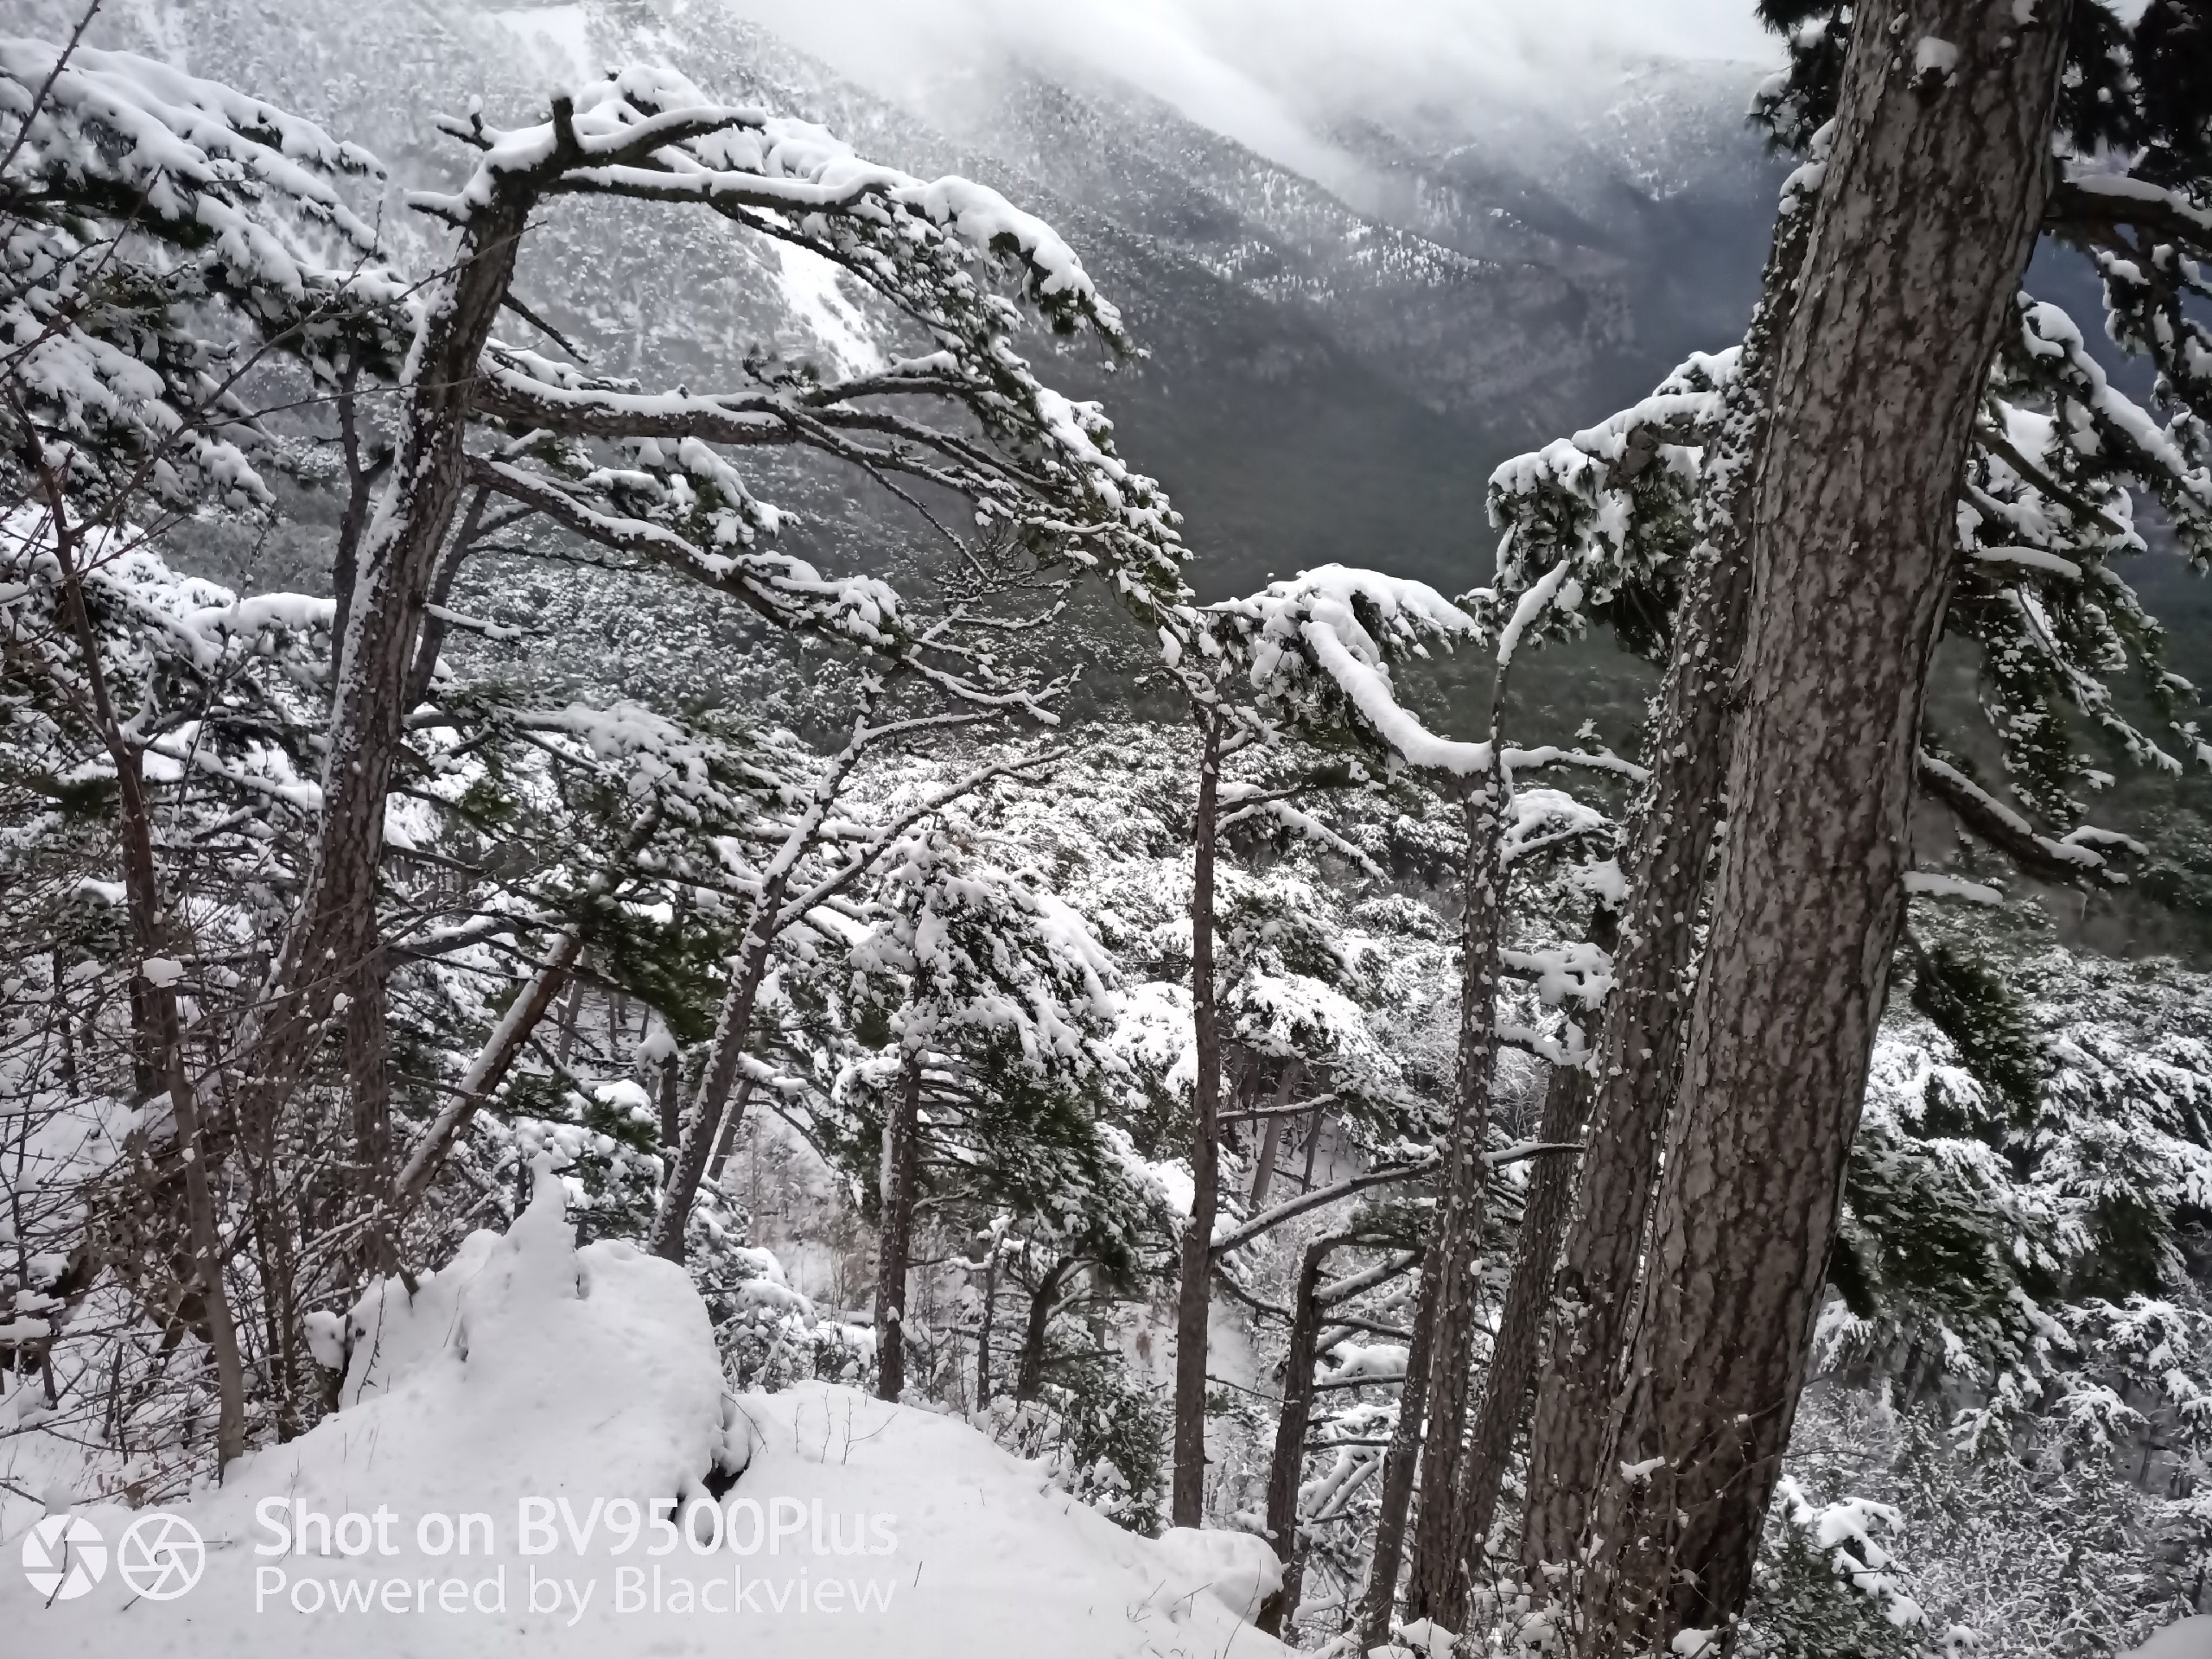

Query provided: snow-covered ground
[2,1172,1284,1659]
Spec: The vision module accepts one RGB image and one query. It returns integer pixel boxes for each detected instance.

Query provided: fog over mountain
[24,0,1795,600]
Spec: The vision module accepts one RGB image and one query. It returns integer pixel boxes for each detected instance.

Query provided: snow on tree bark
[874,1044,924,1402]
[1580,4,2075,1649]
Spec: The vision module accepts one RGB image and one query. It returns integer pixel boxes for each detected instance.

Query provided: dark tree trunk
[327,361,390,674]
[1171,707,1225,1528]
[975,1250,999,1410]
[649,894,782,1262]
[554,975,582,1068]
[343,939,399,1274]
[658,1042,682,1150]
[1249,1058,1301,1208]
[1255,1232,1343,1637]
[393,921,588,1208]
[1585,6,2071,1649]
[1518,162,1815,1592]
[402,484,490,712]
[874,1045,924,1402]
[42,499,246,1470]
[1015,1260,1070,1402]
[1364,778,1508,1646]
[1444,1051,1598,1619]
[708,1065,753,1183]
[214,177,539,1147]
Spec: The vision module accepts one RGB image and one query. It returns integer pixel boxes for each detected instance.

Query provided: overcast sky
[719,0,1783,179]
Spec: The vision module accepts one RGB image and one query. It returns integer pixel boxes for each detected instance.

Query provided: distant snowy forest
[4,3,2212,1658]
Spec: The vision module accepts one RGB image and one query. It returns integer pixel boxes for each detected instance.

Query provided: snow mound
[2129,1619,2212,1659]
[0,1177,1287,1659]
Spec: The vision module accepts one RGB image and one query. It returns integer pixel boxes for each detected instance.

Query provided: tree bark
[1443,1054,1596,1621]
[975,1249,999,1410]
[875,1044,924,1402]
[1249,1058,1301,1209]
[1015,1259,1071,1402]
[327,360,390,676]
[213,175,539,1146]
[649,700,887,1263]
[658,1041,683,1151]
[392,919,589,1209]
[342,938,398,1274]
[1518,160,1815,1594]
[1171,705,1225,1528]
[1255,1231,1344,1637]
[402,483,490,712]
[42,495,247,1471]
[1364,778,1508,1647]
[1584,6,2071,1649]
[649,901,778,1262]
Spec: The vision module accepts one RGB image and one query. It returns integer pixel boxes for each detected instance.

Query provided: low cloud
[716,0,1780,177]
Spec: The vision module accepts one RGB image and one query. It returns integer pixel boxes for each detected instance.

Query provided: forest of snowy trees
[4,2,2212,1656]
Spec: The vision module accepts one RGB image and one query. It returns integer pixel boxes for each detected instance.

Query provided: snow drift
[1,1173,1284,1658]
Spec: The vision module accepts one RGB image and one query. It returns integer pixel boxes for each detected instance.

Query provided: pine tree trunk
[343,941,399,1274]
[393,918,591,1208]
[403,484,489,712]
[1249,1058,1301,1208]
[555,976,582,1069]
[650,906,782,1262]
[1445,906,1610,1619]
[327,362,389,673]
[1255,1232,1343,1637]
[1171,707,1225,1528]
[652,704,880,1263]
[875,1044,924,1402]
[975,1252,998,1410]
[1015,1260,1069,1402]
[1584,6,2070,1649]
[213,180,537,1147]
[1518,165,1815,1593]
[658,1046,682,1151]
[44,500,247,1471]
[1364,779,1508,1646]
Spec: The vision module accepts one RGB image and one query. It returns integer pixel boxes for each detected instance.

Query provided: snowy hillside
[1,1175,1286,1658]
[7,7,2212,1659]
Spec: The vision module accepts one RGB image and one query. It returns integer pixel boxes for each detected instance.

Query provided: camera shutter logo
[21,1513,106,1601]
[118,1512,204,1601]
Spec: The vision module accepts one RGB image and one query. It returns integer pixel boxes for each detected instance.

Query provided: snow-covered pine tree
[1573,3,2206,1648]
[1196,564,1629,1639]
[1,32,411,1465]
[830,824,1125,1401]
[1483,3,2212,1644]
[1,29,1200,1475]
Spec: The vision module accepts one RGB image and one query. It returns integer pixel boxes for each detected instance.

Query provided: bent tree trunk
[1363,777,1508,1648]
[649,906,782,1262]
[1586,4,2071,1649]
[874,1044,925,1401]
[1171,706,1225,1527]
[1518,162,1815,1592]
[214,180,537,1142]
